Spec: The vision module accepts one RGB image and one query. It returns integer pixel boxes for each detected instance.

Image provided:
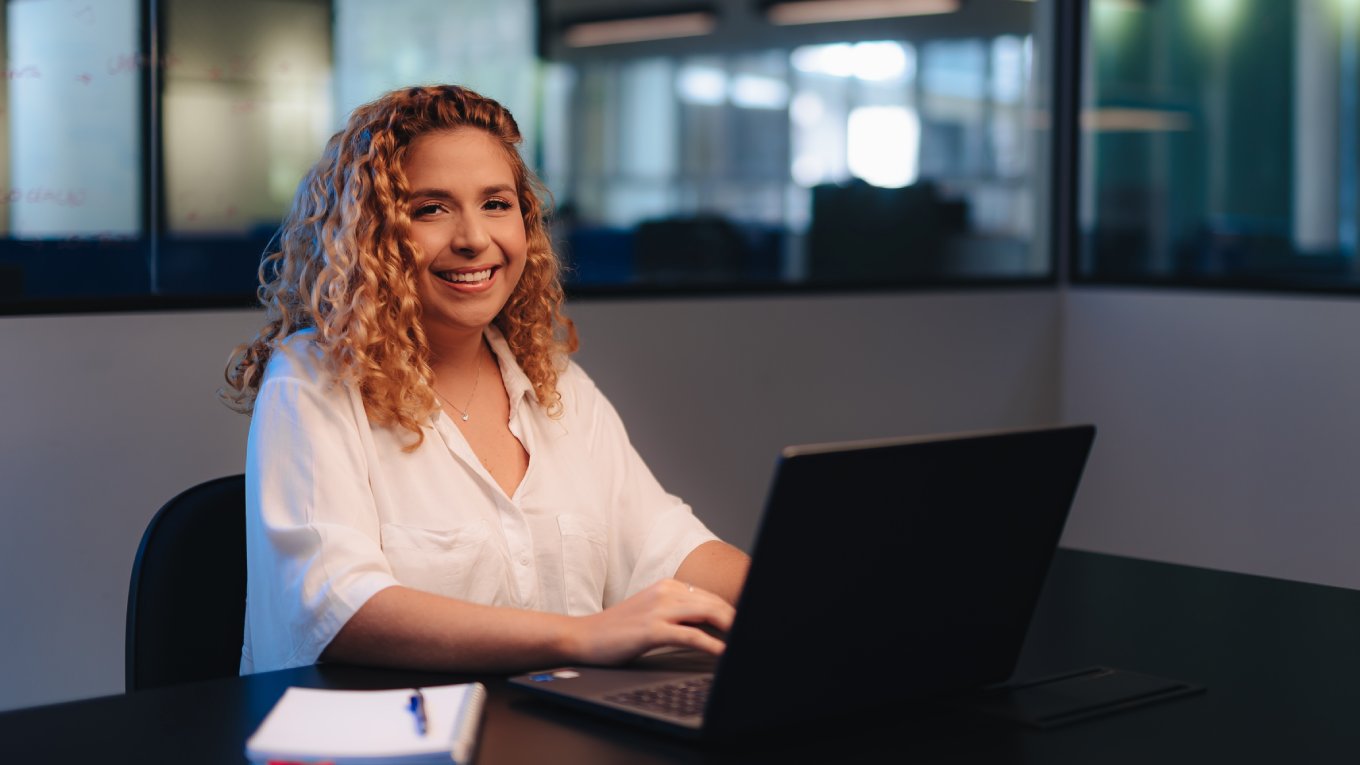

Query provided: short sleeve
[241,343,401,673]
[569,367,719,606]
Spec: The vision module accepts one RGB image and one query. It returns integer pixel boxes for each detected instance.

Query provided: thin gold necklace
[434,352,482,422]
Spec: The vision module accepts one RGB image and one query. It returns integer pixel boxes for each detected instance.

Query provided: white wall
[568,291,1064,550]
[0,309,258,713]
[1060,287,1360,589]
[0,289,1061,712]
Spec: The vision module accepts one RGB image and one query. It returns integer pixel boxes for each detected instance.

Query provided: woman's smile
[434,265,502,291]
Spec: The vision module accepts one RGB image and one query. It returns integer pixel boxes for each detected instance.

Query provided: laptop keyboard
[605,676,711,718]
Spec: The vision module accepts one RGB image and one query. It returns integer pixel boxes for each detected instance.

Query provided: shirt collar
[484,324,536,417]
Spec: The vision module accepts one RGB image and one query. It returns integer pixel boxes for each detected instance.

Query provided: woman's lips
[434,265,499,290]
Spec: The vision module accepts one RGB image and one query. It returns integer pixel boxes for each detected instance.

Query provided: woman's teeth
[440,268,493,284]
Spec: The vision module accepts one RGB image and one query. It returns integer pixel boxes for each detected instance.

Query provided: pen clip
[408,688,428,737]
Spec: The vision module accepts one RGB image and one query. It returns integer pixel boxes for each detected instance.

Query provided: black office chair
[125,474,247,692]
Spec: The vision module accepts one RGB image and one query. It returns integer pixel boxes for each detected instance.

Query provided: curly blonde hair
[221,84,577,448]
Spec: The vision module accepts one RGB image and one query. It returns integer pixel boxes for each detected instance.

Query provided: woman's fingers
[662,623,727,656]
[654,582,734,655]
[571,578,740,665]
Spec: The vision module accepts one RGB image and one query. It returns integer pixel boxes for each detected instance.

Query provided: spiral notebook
[245,682,486,765]
[511,424,1097,739]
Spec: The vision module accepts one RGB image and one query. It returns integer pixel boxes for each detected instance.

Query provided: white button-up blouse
[240,326,718,674]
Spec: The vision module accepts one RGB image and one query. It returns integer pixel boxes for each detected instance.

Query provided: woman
[222,84,749,675]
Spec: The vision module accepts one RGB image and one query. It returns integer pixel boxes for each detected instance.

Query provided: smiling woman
[218,84,750,677]
[405,130,529,358]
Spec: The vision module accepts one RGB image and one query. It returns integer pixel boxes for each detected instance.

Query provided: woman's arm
[674,540,750,606]
[321,576,736,672]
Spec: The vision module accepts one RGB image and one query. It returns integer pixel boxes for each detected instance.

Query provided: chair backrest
[125,474,246,692]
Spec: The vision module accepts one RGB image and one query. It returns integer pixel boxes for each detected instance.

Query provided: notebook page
[246,683,483,762]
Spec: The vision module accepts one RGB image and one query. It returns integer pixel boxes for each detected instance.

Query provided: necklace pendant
[461,412,470,422]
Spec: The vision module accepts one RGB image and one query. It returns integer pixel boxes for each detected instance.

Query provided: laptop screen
[701,424,1096,734]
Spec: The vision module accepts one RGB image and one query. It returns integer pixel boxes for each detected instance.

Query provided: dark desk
[5,549,1359,763]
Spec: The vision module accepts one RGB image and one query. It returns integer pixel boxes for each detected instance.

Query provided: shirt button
[519,556,530,566]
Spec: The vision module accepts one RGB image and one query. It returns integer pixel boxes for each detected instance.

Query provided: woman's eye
[485,198,513,212]
[413,202,444,217]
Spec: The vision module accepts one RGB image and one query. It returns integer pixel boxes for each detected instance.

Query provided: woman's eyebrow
[406,184,516,199]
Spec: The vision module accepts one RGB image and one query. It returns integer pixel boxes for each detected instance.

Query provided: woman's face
[402,128,528,346]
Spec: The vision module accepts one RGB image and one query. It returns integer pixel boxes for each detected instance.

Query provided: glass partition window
[158,0,333,294]
[155,0,537,296]
[1078,0,1360,288]
[1,0,1051,310]
[0,0,540,305]
[543,25,1046,287]
[0,0,143,300]
[6,0,141,239]
[546,29,1046,288]
[332,0,538,158]
[163,0,332,236]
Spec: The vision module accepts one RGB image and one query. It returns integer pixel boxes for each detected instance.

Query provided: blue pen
[407,688,428,736]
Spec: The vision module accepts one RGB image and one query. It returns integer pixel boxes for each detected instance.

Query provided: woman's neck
[428,327,488,380]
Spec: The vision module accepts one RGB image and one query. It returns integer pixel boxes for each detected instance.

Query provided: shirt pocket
[380,520,506,604]
[558,514,608,616]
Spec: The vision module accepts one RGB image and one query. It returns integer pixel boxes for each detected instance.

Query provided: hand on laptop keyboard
[567,578,735,666]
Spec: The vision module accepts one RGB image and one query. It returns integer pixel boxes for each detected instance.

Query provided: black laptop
[510,423,1097,738]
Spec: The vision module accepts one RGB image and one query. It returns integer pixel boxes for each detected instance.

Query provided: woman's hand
[566,579,736,666]
[323,577,739,673]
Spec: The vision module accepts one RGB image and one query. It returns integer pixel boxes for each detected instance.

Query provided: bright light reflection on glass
[676,66,726,105]
[1091,0,1141,45]
[847,106,919,188]
[791,41,911,81]
[731,74,790,109]
[851,42,909,81]
[1194,0,1240,28]
[991,36,1025,103]
[791,43,855,77]
[790,91,825,125]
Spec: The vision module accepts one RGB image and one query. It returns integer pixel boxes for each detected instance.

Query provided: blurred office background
[1,0,1358,712]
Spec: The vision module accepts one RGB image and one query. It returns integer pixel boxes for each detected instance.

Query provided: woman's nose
[450,215,491,255]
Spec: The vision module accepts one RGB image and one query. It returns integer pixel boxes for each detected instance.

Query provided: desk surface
[5,549,1359,764]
